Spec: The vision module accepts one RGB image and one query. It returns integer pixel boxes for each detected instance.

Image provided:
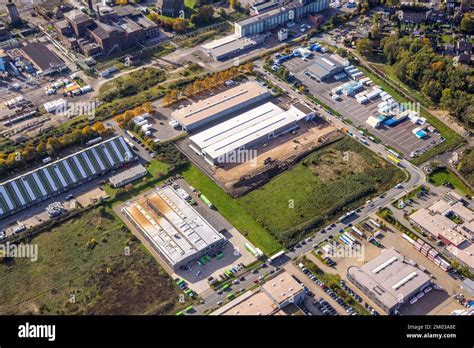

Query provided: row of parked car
[314,298,338,316]
[341,280,379,315]
[299,263,359,315]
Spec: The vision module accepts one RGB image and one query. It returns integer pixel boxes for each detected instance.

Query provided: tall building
[235,0,329,38]
[156,0,184,17]
[6,0,21,27]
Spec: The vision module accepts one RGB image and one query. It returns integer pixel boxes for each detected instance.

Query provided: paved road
[190,62,426,315]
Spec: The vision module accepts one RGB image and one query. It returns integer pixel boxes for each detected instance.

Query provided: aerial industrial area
[0,0,473,330]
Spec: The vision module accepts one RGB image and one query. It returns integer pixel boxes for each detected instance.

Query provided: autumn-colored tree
[46,137,62,155]
[193,80,202,94]
[431,61,444,72]
[184,84,194,97]
[82,125,94,137]
[142,102,153,113]
[92,121,106,135]
[116,0,128,5]
[244,61,254,72]
[173,18,187,34]
[229,0,237,9]
[36,142,46,155]
[162,94,173,106]
[170,89,180,100]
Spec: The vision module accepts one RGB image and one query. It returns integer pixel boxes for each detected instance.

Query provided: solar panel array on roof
[0,136,132,218]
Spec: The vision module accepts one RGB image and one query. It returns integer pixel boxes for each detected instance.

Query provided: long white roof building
[189,102,313,165]
[0,136,133,219]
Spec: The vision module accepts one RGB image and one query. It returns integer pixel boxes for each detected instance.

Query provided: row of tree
[162,62,254,106]
[357,34,473,129]
[114,103,154,130]
[379,35,474,129]
[148,5,215,33]
[0,122,112,178]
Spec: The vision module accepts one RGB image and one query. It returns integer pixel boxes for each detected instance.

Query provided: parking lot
[283,54,445,158]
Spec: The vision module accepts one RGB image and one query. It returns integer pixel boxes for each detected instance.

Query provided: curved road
[191,64,426,315]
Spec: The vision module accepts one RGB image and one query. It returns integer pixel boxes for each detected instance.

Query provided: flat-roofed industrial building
[171,82,271,132]
[234,0,329,38]
[0,136,134,219]
[212,271,305,315]
[409,208,466,247]
[188,101,315,165]
[201,34,265,61]
[121,186,227,270]
[108,164,148,188]
[306,54,345,82]
[347,248,432,314]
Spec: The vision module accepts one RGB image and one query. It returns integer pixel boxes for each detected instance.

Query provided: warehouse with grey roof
[347,248,432,314]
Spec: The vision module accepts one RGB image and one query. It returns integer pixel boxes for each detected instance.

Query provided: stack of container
[428,249,439,262]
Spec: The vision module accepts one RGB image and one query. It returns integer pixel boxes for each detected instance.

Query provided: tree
[162,94,173,106]
[229,0,236,9]
[245,3,250,15]
[46,137,62,155]
[92,121,106,135]
[173,18,187,34]
[460,12,474,34]
[218,8,226,19]
[243,61,253,73]
[170,89,179,100]
[356,38,373,59]
[82,125,94,137]
[142,102,153,113]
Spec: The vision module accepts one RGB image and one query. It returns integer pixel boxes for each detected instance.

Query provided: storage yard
[280,47,445,158]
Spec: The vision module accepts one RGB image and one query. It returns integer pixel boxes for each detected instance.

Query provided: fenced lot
[283,54,444,158]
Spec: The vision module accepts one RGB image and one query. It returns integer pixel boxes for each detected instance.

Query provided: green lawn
[428,168,473,196]
[182,165,282,255]
[239,137,404,246]
[148,159,169,178]
[0,207,188,315]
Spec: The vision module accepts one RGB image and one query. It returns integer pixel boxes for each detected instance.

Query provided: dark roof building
[6,0,21,27]
[57,6,159,57]
[156,0,184,17]
[21,42,66,75]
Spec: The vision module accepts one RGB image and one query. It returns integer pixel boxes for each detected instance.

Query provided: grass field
[0,207,188,315]
[428,167,473,196]
[182,165,282,255]
[239,137,404,245]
